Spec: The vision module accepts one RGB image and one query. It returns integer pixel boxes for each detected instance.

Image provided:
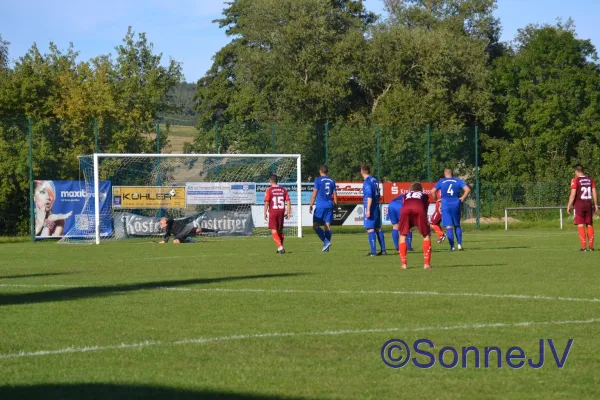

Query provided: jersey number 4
[581,186,592,200]
[271,197,285,210]
[447,185,454,196]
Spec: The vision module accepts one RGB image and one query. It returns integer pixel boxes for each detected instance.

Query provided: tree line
[2,0,600,234]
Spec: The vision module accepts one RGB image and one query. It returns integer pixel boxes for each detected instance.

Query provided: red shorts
[574,207,594,225]
[399,207,430,236]
[268,212,285,231]
[430,210,442,225]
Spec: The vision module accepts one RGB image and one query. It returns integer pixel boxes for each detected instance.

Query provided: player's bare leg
[399,234,408,269]
[423,235,432,269]
[578,224,588,251]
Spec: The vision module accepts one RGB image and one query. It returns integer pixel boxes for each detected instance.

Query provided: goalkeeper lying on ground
[158,217,218,244]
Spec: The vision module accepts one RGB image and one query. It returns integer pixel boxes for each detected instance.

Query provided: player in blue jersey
[433,168,471,250]
[309,165,338,252]
[361,164,386,256]
[387,194,413,252]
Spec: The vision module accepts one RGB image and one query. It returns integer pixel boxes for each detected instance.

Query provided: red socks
[280,231,285,245]
[399,242,407,266]
[272,231,282,248]
[432,225,444,240]
[578,226,587,249]
[423,238,432,266]
[588,226,595,249]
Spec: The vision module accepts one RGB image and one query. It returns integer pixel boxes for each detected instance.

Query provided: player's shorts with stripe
[387,203,401,225]
[399,206,430,236]
[313,207,333,224]
[441,202,461,227]
[269,212,285,231]
[574,206,594,225]
[430,209,442,225]
[364,206,381,229]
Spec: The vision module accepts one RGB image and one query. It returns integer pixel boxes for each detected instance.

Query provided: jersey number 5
[325,182,331,196]
[272,197,285,210]
[581,187,592,200]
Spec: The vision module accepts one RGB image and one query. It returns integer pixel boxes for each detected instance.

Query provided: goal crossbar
[504,206,567,230]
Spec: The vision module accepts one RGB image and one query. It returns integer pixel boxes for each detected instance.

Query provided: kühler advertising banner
[186,182,256,205]
[255,183,313,205]
[112,186,186,209]
[113,210,254,238]
[33,180,112,239]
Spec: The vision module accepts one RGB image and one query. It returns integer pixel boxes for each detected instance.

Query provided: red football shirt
[404,191,430,211]
[571,176,596,209]
[264,186,290,213]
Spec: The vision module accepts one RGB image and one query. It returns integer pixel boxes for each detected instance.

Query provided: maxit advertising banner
[33,180,112,239]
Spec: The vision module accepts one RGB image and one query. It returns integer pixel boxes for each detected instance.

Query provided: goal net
[58,153,302,244]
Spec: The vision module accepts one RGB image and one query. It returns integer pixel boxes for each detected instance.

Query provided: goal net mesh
[58,154,300,244]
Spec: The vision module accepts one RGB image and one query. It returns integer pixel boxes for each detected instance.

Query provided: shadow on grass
[0,272,77,280]
[0,273,308,307]
[0,384,309,400]
[441,263,508,269]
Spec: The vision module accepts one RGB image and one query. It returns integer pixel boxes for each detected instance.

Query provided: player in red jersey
[398,182,432,270]
[429,189,446,243]
[567,164,598,251]
[264,174,291,254]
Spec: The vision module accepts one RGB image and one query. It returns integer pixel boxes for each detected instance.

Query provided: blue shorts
[387,203,402,225]
[364,206,381,229]
[441,203,461,227]
[313,207,333,224]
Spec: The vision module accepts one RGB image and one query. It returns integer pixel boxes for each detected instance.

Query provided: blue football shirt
[363,176,380,208]
[434,178,467,205]
[314,176,336,208]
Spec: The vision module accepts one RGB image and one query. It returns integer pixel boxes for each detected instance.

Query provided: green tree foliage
[0,34,8,72]
[0,29,182,235]
[483,20,600,182]
[190,0,376,175]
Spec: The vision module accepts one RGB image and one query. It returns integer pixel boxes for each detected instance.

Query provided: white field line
[2,283,600,304]
[159,287,600,304]
[0,317,598,361]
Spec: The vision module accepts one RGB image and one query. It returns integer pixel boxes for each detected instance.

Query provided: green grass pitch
[1,229,600,399]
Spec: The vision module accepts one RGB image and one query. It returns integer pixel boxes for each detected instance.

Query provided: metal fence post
[488,184,492,217]
[28,117,35,242]
[156,121,161,154]
[427,124,431,182]
[94,118,99,153]
[271,122,275,153]
[325,122,329,165]
[215,120,219,154]
[475,126,480,229]
[376,125,381,181]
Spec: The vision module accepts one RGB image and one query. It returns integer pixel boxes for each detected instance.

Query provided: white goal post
[60,153,303,244]
[504,206,567,230]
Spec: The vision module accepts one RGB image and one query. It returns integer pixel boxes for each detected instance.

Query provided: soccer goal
[58,153,303,244]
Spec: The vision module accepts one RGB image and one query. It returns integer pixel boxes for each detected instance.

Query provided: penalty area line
[158,287,600,304]
[0,317,598,360]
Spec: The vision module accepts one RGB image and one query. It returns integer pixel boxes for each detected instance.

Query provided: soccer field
[1,229,599,399]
